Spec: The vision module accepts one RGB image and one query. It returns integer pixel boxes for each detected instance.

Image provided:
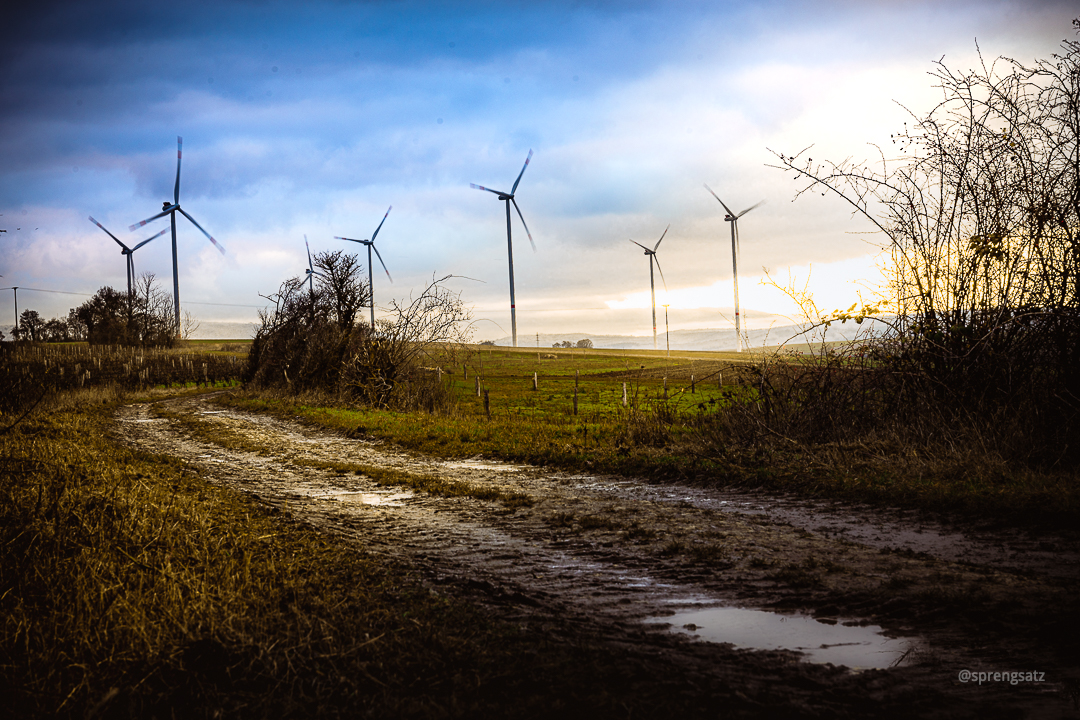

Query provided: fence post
[663,375,668,400]
[573,385,578,415]
[463,364,467,380]
[691,374,695,393]
[533,372,538,391]
[622,382,627,407]
[476,376,481,397]
[484,389,490,419]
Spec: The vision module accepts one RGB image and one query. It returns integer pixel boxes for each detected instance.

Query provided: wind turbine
[335,206,393,329]
[704,184,763,353]
[129,136,225,336]
[628,225,670,350]
[470,150,535,348]
[89,216,168,302]
[303,235,324,296]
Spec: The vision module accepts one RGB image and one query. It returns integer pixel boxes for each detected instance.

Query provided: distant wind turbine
[471,150,535,348]
[628,225,670,350]
[129,136,225,336]
[303,235,324,296]
[89,216,168,302]
[335,206,393,329]
[704,184,763,353]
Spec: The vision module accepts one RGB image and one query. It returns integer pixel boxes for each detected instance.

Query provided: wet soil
[116,394,1080,717]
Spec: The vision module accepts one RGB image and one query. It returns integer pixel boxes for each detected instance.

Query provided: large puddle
[645,606,920,669]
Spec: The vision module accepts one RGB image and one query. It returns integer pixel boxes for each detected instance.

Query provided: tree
[18,310,44,342]
[66,309,86,342]
[314,250,370,330]
[576,338,594,349]
[74,276,175,346]
[43,318,68,342]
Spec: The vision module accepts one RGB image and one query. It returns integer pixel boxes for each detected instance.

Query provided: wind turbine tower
[704,185,763,353]
[471,150,536,348]
[628,225,670,350]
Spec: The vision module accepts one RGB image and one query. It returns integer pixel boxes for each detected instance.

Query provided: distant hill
[488,323,881,352]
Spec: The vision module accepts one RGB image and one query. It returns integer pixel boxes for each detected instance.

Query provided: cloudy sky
[1,0,1075,342]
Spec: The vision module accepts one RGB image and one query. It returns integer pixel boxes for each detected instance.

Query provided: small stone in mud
[683,623,699,631]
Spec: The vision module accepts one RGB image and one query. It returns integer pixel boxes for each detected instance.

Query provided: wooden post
[663,375,668,400]
[691,374,695,393]
[719,371,723,389]
[463,364,467,380]
[484,389,490,419]
[533,372,538,391]
[476,376,481,397]
[573,385,578,415]
[622,382,627,407]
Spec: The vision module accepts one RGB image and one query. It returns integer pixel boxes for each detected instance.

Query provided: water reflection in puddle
[645,606,919,669]
[295,488,414,507]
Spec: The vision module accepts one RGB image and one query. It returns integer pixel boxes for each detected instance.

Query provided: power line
[0,286,266,309]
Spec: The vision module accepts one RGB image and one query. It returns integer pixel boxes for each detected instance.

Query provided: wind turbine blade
[334,236,365,244]
[89,216,130,251]
[653,254,668,291]
[305,234,316,273]
[511,198,535,251]
[131,227,169,251]
[653,224,670,252]
[470,183,508,197]
[177,207,226,255]
[129,208,172,231]
[629,239,652,252]
[175,136,182,205]
[703,183,737,217]
[370,205,392,242]
[736,200,765,218]
[371,243,393,283]
[510,149,533,195]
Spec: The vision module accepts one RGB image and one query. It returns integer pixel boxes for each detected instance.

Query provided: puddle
[645,606,920,669]
[293,488,415,507]
[443,460,521,472]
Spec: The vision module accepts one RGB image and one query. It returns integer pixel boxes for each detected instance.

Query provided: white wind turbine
[628,225,670,350]
[471,150,535,348]
[335,206,393,329]
[704,184,763,353]
[129,136,225,336]
[89,216,168,302]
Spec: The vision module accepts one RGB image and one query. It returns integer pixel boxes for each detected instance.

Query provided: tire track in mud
[115,394,1080,718]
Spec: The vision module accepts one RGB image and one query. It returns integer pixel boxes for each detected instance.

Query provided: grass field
[2,340,1076,716]
[218,344,1080,525]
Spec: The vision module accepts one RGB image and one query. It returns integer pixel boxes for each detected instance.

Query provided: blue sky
[1,0,1076,341]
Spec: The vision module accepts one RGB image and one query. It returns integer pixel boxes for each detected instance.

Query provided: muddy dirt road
[116,394,1080,717]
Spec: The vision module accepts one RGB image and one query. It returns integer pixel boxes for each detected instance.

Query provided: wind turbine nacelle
[497,194,512,201]
[724,215,734,222]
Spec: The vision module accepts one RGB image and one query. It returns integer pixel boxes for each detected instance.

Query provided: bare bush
[761,20,1080,468]
[246,269,472,412]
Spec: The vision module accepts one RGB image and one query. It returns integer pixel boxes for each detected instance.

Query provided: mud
[116,394,1080,717]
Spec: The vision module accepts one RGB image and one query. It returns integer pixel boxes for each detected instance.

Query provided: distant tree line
[7,273,180,346]
[553,339,593,348]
